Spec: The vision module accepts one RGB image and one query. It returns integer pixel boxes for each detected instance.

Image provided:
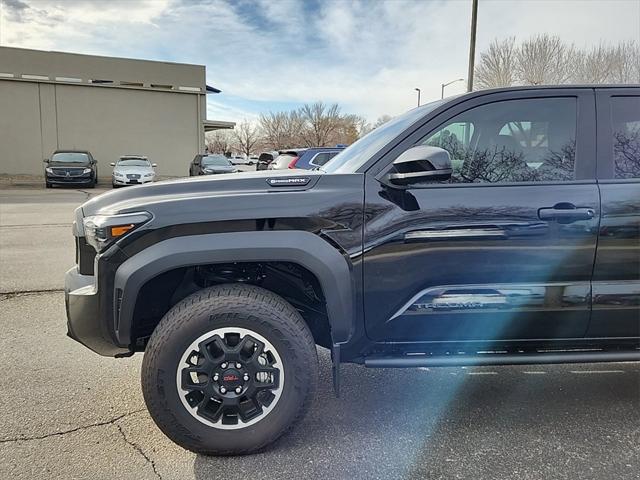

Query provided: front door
[363,91,599,344]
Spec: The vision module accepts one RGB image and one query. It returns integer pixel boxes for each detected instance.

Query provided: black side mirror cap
[384,145,452,186]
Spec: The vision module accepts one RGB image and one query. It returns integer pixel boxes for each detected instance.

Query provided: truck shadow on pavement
[193,348,640,480]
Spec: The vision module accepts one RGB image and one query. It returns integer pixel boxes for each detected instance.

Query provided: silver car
[111,155,157,187]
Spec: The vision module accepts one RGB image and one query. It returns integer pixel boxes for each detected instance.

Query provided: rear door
[588,89,640,338]
[363,89,599,344]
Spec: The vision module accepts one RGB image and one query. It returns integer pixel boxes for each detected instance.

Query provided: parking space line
[523,371,547,374]
[569,370,625,374]
[467,371,498,375]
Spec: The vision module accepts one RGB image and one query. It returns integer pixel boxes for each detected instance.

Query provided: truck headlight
[45,167,54,174]
[82,168,92,174]
[83,211,152,252]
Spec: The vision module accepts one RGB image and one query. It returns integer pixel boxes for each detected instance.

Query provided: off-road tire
[141,283,318,455]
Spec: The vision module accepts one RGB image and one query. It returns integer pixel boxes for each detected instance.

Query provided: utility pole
[467,0,478,92]
[414,88,421,107]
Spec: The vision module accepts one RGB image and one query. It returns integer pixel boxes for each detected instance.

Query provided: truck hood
[80,169,328,227]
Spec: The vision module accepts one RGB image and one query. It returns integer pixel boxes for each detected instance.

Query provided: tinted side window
[311,152,331,166]
[421,97,577,183]
[611,96,640,179]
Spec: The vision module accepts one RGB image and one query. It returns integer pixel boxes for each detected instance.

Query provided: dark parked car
[189,154,237,176]
[65,86,639,456]
[255,150,279,170]
[44,150,98,188]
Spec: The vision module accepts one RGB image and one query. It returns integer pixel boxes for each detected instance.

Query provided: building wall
[0,80,200,178]
[0,47,205,91]
[0,81,44,176]
[0,47,236,180]
[54,84,200,178]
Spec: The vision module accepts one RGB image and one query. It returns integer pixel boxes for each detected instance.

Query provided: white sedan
[111,155,157,187]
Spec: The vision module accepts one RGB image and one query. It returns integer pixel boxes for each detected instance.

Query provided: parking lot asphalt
[1,185,639,480]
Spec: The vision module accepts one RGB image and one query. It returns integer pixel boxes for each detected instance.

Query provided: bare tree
[259,112,287,150]
[613,41,640,83]
[352,115,373,138]
[574,40,640,84]
[232,120,261,158]
[259,111,305,150]
[331,114,370,144]
[516,34,574,85]
[475,36,639,89]
[259,103,377,148]
[206,130,233,155]
[374,115,393,128]
[298,102,342,147]
[572,43,618,84]
[475,37,517,89]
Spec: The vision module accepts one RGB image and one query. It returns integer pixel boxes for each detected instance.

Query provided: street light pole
[441,78,465,98]
[467,0,478,92]
[414,88,421,107]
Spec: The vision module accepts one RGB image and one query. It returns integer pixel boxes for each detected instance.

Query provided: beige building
[0,47,234,179]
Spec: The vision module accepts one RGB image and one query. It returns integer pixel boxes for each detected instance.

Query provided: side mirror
[385,145,452,186]
[43,159,49,163]
[152,163,157,167]
[109,162,116,166]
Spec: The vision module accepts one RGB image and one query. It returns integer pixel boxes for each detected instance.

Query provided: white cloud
[1,0,638,121]
[206,98,259,123]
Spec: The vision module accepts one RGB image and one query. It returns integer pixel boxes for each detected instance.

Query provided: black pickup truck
[65,86,640,455]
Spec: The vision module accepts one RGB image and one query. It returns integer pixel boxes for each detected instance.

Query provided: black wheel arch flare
[112,230,356,349]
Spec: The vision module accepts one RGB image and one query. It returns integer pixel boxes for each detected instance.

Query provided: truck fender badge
[266,177,310,187]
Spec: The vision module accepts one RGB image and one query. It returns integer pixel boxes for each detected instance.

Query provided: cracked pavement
[1,187,639,480]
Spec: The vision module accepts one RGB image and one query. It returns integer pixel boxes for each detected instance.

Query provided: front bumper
[47,175,93,185]
[112,176,154,185]
[65,265,130,356]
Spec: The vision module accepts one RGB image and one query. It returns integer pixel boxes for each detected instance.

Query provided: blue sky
[1,0,639,123]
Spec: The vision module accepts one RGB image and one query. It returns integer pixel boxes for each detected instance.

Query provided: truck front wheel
[141,284,318,455]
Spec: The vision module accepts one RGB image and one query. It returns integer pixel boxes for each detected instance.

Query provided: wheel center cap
[220,368,242,388]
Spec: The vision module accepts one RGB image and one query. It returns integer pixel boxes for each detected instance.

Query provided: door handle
[538,204,595,222]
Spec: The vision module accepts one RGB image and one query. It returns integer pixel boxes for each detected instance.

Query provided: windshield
[202,155,230,166]
[117,159,150,167]
[322,99,446,173]
[50,152,89,163]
